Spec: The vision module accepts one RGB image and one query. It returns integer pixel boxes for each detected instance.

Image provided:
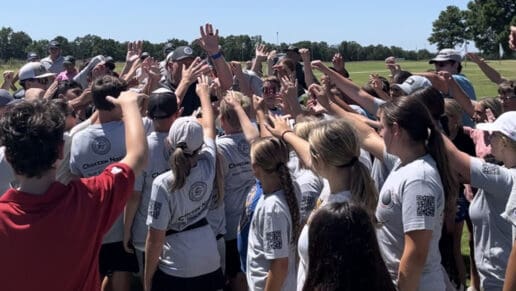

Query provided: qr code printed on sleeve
[416,195,435,217]
[149,201,162,219]
[266,231,283,250]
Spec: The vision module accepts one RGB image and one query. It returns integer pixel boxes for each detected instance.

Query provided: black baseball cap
[48,40,60,49]
[166,46,195,62]
[63,55,75,65]
[147,88,178,119]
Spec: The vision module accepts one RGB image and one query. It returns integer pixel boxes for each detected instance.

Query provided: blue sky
[1,0,471,51]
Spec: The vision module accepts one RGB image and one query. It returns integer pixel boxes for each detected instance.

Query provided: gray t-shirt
[131,131,170,251]
[70,120,127,244]
[246,189,298,291]
[376,154,445,291]
[56,118,92,185]
[0,147,15,195]
[146,137,220,277]
[41,55,65,74]
[217,133,255,240]
[469,157,514,290]
[501,169,516,241]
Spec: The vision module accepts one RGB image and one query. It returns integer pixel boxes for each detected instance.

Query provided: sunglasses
[262,87,277,95]
[499,95,516,102]
[35,78,50,85]
[434,61,454,67]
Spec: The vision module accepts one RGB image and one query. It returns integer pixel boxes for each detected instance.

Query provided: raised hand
[195,74,211,98]
[510,26,516,51]
[255,44,269,62]
[3,70,14,83]
[223,91,242,109]
[311,60,330,73]
[126,41,142,63]
[142,56,160,79]
[252,94,265,112]
[279,75,297,99]
[264,114,292,138]
[466,52,484,64]
[106,90,141,107]
[434,71,453,92]
[181,57,210,85]
[332,53,345,71]
[267,50,277,63]
[199,23,220,55]
[299,48,311,62]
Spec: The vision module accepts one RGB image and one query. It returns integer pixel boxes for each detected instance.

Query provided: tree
[465,0,516,57]
[428,6,469,50]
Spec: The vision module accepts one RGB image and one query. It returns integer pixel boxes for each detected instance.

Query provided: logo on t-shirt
[149,201,162,219]
[380,190,394,209]
[91,137,111,155]
[481,163,500,175]
[237,140,250,156]
[189,181,208,201]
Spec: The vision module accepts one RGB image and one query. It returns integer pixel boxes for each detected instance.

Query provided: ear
[391,121,401,136]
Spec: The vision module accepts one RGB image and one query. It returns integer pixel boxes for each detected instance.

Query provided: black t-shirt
[159,79,200,117]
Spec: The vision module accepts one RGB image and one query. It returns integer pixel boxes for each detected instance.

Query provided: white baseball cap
[392,75,432,95]
[168,116,204,154]
[476,111,516,142]
[19,62,55,81]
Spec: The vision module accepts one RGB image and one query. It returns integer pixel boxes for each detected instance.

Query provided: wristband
[211,51,223,60]
[281,130,294,141]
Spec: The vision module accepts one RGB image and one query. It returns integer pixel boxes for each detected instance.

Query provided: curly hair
[0,100,65,178]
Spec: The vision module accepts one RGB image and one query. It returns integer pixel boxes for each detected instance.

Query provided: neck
[397,143,427,166]
[260,174,282,194]
[503,152,516,169]
[153,118,173,132]
[95,110,121,124]
[16,170,56,195]
[325,167,351,194]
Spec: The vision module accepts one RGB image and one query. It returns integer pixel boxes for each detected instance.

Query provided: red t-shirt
[0,163,134,291]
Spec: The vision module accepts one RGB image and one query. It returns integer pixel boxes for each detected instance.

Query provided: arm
[251,44,268,77]
[266,50,277,77]
[311,60,380,116]
[123,191,141,253]
[196,75,216,140]
[503,241,516,291]
[1,71,14,90]
[199,23,233,91]
[280,75,303,119]
[175,57,210,105]
[230,61,253,97]
[144,227,165,291]
[224,91,259,143]
[264,258,289,291]
[466,53,506,85]
[441,133,471,183]
[265,115,312,169]
[299,48,315,87]
[73,55,105,89]
[430,71,474,117]
[120,41,142,80]
[106,90,148,176]
[398,230,433,291]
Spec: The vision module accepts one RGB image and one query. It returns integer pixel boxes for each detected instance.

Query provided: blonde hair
[308,119,378,216]
[444,99,463,126]
[219,91,251,130]
[251,137,301,242]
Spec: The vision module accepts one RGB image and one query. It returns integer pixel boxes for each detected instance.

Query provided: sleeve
[501,185,516,241]
[262,204,291,260]
[146,178,172,231]
[69,136,82,176]
[470,157,513,194]
[201,137,216,171]
[82,163,135,234]
[73,55,105,89]
[402,179,442,233]
[382,149,399,172]
[372,97,387,114]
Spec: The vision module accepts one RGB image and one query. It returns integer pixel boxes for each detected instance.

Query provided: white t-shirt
[41,55,65,74]
[376,154,445,291]
[0,147,15,195]
[146,137,220,278]
[246,189,298,291]
[69,120,127,244]
[131,131,170,251]
[469,157,514,290]
[217,133,255,241]
[296,190,352,291]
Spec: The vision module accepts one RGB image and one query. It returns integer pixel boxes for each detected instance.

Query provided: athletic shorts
[99,241,139,277]
[152,268,224,291]
[225,239,242,278]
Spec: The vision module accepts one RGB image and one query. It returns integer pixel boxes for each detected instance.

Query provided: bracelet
[211,51,223,60]
[281,130,294,141]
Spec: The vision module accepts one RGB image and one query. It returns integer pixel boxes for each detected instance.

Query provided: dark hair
[53,80,83,99]
[0,100,65,178]
[410,87,448,134]
[380,96,458,214]
[303,202,396,291]
[91,75,127,111]
[392,70,412,84]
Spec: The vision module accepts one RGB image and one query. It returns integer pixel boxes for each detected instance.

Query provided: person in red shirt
[0,91,147,291]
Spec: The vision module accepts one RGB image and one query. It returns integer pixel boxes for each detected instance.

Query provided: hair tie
[339,156,357,168]
[275,162,285,171]
[176,142,187,150]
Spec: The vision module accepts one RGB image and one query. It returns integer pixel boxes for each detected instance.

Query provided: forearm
[251,59,264,77]
[266,61,274,77]
[121,61,141,82]
[282,131,311,169]
[211,57,233,91]
[327,69,378,115]
[144,230,165,291]
[174,80,190,106]
[198,91,216,139]
[398,253,426,291]
[302,60,315,87]
[123,191,141,242]
[264,258,288,291]
[120,100,147,175]
[235,72,253,97]
[503,242,516,291]
[477,61,505,85]
[256,109,271,137]
[235,106,259,143]
[449,80,475,117]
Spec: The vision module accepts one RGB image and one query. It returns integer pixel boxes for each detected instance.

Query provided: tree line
[0,26,434,63]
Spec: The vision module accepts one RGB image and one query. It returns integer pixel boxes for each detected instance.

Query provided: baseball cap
[167,46,195,62]
[147,88,178,119]
[0,89,13,106]
[168,116,204,155]
[476,111,516,142]
[284,45,299,53]
[19,62,56,81]
[27,52,39,62]
[48,40,60,49]
[391,75,432,95]
[63,55,75,65]
[429,49,462,64]
[163,43,175,56]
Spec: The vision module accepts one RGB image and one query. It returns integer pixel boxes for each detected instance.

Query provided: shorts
[152,268,224,291]
[225,239,242,278]
[455,190,469,223]
[99,241,139,277]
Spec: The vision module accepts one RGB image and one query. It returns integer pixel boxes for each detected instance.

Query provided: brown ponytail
[277,163,301,242]
[170,147,193,191]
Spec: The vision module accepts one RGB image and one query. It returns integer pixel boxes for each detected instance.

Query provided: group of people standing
[0,23,515,291]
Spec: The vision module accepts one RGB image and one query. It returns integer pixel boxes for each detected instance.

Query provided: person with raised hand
[0,90,147,291]
[144,75,223,291]
[199,23,233,91]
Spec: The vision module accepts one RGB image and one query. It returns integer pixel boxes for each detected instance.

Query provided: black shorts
[99,241,139,277]
[152,268,224,291]
[225,239,242,278]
